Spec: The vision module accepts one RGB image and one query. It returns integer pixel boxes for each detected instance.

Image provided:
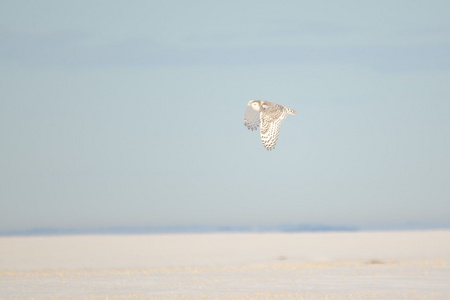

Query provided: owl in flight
[244,100,296,151]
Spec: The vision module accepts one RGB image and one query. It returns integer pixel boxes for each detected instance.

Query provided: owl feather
[244,100,296,151]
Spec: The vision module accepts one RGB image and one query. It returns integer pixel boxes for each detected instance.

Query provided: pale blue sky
[1,0,449,231]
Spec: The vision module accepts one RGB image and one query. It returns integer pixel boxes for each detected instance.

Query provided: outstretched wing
[244,105,260,131]
[260,105,288,151]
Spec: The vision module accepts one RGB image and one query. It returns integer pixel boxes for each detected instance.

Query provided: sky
[1,0,449,232]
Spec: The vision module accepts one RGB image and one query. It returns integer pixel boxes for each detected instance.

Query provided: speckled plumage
[244,100,296,151]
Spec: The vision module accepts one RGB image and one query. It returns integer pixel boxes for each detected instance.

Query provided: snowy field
[1,230,450,299]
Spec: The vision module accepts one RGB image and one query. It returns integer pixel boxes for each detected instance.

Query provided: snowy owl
[244,100,296,151]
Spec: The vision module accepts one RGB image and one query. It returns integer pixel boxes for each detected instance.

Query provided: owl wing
[244,105,260,130]
[260,105,288,150]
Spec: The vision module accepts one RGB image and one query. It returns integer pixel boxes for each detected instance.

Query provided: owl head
[248,100,262,111]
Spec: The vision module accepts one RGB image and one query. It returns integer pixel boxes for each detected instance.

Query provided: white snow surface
[1,230,450,299]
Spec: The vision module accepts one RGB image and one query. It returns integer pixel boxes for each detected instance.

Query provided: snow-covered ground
[1,230,450,299]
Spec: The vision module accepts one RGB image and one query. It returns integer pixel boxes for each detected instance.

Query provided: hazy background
[1,0,449,233]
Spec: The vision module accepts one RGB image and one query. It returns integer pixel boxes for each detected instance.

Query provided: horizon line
[1,222,449,237]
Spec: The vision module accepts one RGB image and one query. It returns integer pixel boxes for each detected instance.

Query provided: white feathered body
[244,100,296,151]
